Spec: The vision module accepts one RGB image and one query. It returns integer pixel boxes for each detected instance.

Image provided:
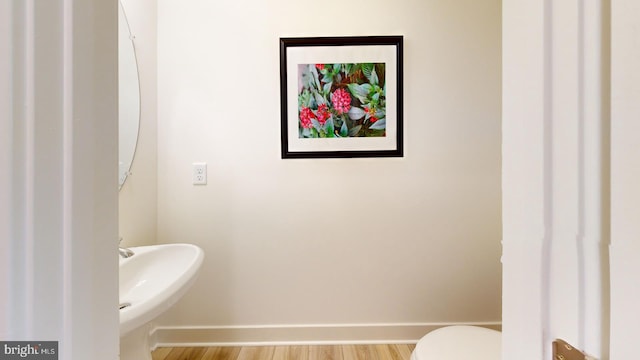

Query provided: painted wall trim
[503,0,609,358]
[1,0,119,356]
[150,322,502,348]
[0,0,12,338]
[610,0,640,357]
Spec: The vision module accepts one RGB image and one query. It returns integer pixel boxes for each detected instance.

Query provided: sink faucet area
[119,243,204,360]
[119,246,135,258]
[119,238,135,258]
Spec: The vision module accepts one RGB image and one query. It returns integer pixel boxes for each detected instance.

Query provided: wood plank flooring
[152,344,415,360]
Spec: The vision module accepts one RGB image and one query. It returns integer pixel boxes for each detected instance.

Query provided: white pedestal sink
[119,243,204,360]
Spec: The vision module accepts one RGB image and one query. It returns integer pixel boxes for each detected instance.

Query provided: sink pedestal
[120,323,153,360]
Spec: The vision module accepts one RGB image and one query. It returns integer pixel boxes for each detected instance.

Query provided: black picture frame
[280,36,404,159]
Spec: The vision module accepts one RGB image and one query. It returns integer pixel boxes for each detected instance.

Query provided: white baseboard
[150,322,502,348]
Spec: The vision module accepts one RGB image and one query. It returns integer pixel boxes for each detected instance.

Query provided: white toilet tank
[411,325,501,360]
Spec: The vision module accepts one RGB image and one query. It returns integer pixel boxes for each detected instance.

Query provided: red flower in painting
[365,106,378,123]
[299,107,315,129]
[365,105,376,117]
[315,64,325,71]
[331,88,351,114]
[316,103,331,125]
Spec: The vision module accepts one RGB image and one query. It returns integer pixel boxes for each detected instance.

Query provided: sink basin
[119,243,204,337]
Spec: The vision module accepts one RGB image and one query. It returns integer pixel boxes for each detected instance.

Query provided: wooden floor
[152,344,415,360]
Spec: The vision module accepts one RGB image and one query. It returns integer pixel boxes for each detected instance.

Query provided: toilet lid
[412,326,501,360]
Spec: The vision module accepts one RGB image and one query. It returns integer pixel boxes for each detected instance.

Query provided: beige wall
[153,0,501,342]
[118,0,158,248]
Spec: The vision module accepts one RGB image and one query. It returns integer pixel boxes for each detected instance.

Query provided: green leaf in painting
[370,67,378,85]
[344,63,353,76]
[362,63,374,82]
[310,65,322,90]
[347,83,369,103]
[323,82,333,95]
[300,67,313,90]
[315,92,325,106]
[311,119,322,133]
[298,90,311,108]
[348,106,365,120]
[340,119,348,137]
[325,118,335,138]
[321,72,333,84]
[348,125,362,137]
[369,119,386,130]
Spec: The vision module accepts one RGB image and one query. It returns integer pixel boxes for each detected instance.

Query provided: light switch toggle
[192,162,207,185]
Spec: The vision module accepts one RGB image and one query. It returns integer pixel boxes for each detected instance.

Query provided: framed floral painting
[279,36,403,159]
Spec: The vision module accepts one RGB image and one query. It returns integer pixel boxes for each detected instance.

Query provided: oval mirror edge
[118,0,141,191]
